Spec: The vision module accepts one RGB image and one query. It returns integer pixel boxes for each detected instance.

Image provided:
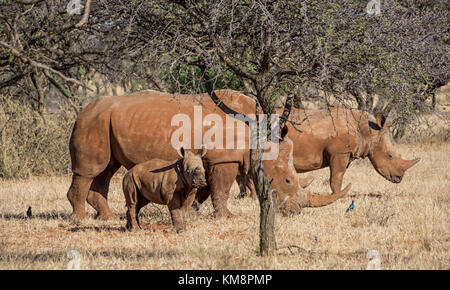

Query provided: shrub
[0,95,76,178]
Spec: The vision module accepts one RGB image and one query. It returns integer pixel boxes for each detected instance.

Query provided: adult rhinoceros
[67,90,351,220]
[238,107,420,199]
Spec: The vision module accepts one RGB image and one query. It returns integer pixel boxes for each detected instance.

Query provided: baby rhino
[122,147,207,232]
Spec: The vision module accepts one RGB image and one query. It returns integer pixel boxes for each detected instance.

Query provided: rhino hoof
[127,226,141,232]
[95,212,120,221]
[69,215,85,226]
[214,209,234,219]
[71,212,87,220]
[126,222,141,232]
[185,209,200,221]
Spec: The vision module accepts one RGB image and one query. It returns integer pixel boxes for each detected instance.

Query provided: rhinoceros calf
[123,147,207,232]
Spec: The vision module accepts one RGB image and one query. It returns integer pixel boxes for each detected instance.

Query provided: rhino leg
[67,174,94,220]
[135,195,150,228]
[329,153,350,193]
[208,163,239,218]
[235,175,247,199]
[87,162,121,220]
[123,171,141,231]
[190,184,212,217]
[169,208,185,233]
[193,163,239,217]
[168,193,186,233]
[195,185,210,205]
[126,206,140,231]
[183,193,200,220]
[246,176,257,199]
[236,175,256,199]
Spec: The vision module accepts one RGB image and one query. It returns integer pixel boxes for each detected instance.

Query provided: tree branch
[30,68,45,113]
[75,0,92,28]
[0,40,85,88]
[43,70,79,113]
[15,0,45,4]
[278,94,294,131]
[173,1,257,82]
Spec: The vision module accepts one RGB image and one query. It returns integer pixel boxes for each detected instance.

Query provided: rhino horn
[402,158,420,170]
[306,183,352,207]
[299,176,314,188]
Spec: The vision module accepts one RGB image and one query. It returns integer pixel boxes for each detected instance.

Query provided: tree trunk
[30,69,45,114]
[250,146,277,256]
[252,94,293,256]
[249,98,279,256]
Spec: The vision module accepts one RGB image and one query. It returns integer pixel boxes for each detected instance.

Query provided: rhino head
[367,114,420,183]
[264,126,351,214]
[177,146,208,188]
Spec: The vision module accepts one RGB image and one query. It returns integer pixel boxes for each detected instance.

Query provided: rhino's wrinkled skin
[236,173,314,199]
[123,147,207,232]
[284,107,420,193]
[239,107,419,198]
[67,89,350,220]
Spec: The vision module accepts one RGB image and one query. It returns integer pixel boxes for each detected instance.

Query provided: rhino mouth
[390,175,402,183]
[376,168,403,184]
[276,183,352,214]
[192,180,208,188]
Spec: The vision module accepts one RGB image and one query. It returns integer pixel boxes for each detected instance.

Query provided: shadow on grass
[67,225,127,233]
[277,245,368,260]
[1,208,204,228]
[348,192,384,199]
[0,248,181,266]
[1,211,72,221]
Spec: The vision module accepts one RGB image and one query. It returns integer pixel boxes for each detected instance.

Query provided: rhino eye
[386,153,393,159]
[285,178,291,184]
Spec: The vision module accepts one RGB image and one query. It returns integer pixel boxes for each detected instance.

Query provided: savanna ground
[0,143,448,270]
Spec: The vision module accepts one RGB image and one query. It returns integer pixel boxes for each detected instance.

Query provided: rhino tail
[306,183,352,207]
[70,105,113,177]
[122,170,141,206]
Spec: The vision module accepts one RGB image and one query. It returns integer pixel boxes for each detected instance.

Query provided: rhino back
[77,89,255,171]
[130,158,179,205]
[285,107,372,171]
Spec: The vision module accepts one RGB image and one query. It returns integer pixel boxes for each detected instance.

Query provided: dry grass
[0,143,448,270]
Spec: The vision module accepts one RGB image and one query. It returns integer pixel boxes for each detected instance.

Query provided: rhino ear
[198,145,207,157]
[376,113,393,129]
[375,114,386,128]
[177,147,185,158]
[280,125,289,141]
[383,117,393,129]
